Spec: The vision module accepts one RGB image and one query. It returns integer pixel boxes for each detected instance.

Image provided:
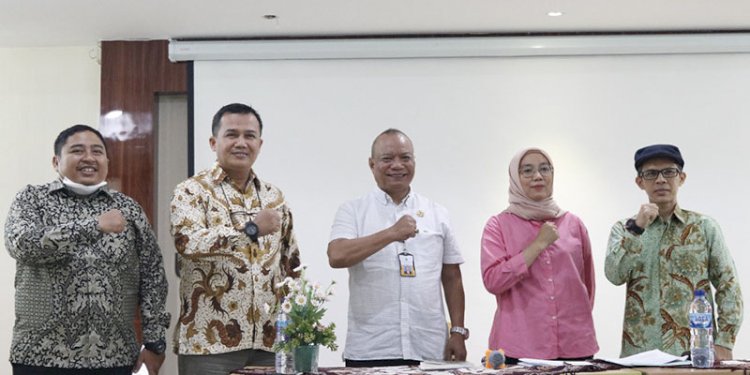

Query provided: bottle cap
[694,289,706,297]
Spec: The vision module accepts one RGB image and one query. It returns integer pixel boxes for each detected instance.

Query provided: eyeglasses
[639,167,681,180]
[519,164,554,178]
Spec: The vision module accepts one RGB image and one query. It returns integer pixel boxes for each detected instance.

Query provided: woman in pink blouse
[481,147,598,363]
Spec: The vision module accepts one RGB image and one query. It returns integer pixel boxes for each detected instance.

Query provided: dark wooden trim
[100,40,187,223]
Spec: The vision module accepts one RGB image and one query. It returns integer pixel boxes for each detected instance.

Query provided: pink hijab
[503,147,566,221]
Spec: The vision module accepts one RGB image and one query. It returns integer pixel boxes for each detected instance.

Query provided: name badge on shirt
[398,251,416,277]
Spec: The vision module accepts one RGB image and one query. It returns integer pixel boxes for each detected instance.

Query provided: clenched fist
[635,203,659,228]
[535,221,559,248]
[254,208,282,236]
[390,215,418,242]
[97,209,126,233]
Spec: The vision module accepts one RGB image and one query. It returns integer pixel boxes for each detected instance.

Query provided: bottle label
[689,312,712,328]
[276,319,289,341]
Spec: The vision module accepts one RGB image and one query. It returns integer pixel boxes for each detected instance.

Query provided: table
[232,362,750,375]
[633,368,735,374]
[231,365,631,374]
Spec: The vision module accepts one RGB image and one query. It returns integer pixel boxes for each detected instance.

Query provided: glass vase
[293,344,319,374]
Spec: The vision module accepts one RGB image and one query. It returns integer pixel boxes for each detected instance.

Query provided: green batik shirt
[605,205,743,357]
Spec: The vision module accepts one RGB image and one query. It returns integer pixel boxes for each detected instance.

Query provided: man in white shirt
[327,128,468,367]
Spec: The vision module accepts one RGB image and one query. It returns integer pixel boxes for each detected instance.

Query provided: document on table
[418,360,478,370]
[598,349,690,367]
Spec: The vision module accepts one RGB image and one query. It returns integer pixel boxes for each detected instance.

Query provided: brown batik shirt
[170,163,300,355]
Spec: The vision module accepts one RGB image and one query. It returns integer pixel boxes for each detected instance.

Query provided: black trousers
[12,364,132,375]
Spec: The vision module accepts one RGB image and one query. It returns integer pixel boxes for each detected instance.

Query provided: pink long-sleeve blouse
[481,211,598,359]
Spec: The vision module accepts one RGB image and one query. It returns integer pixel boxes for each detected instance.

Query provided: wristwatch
[449,326,470,340]
[244,221,259,242]
[625,218,645,235]
[144,339,166,355]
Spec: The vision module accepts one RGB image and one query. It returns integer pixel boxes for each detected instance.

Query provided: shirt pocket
[407,227,444,275]
[668,243,709,276]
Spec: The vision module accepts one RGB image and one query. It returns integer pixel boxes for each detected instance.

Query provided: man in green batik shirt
[606,144,743,360]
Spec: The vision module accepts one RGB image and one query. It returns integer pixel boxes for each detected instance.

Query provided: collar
[672,204,687,224]
[210,162,257,192]
[655,204,686,225]
[373,187,412,207]
[48,179,112,197]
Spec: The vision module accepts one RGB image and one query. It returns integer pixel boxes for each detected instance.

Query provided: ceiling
[3,0,750,48]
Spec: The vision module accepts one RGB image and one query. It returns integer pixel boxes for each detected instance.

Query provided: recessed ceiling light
[263,14,278,20]
[547,11,564,17]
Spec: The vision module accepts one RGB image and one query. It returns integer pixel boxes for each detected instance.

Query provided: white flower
[293,263,307,273]
[295,294,308,306]
[311,299,322,308]
[289,279,301,292]
[281,300,293,313]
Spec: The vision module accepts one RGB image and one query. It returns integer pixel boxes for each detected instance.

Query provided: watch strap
[625,218,645,235]
[449,326,469,339]
[144,339,166,355]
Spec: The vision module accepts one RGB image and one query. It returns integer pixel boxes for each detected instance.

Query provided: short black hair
[211,103,263,137]
[54,124,107,156]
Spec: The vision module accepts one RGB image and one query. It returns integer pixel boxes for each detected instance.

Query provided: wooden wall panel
[100,40,187,341]
[100,40,187,224]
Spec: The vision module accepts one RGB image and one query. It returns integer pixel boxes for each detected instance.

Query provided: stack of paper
[519,358,593,367]
[598,349,690,367]
[418,360,477,371]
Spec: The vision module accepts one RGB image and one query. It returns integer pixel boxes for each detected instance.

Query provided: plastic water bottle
[275,305,295,374]
[689,289,714,368]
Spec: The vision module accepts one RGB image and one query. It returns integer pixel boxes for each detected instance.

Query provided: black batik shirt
[4,180,170,369]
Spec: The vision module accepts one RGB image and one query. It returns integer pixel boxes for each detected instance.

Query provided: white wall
[2,45,747,374]
[0,47,101,373]
[193,53,750,366]
[156,95,188,375]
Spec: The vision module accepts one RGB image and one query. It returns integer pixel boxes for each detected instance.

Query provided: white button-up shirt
[330,188,464,361]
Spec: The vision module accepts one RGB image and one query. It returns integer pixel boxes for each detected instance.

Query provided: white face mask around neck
[60,176,107,196]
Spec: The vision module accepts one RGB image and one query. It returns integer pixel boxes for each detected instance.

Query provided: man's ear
[368,157,375,170]
[209,136,217,151]
[635,176,645,191]
[52,155,59,170]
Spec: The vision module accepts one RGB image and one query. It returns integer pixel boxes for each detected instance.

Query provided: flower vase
[293,344,319,373]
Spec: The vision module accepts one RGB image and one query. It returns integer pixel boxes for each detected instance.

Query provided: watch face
[244,222,259,237]
[145,340,166,354]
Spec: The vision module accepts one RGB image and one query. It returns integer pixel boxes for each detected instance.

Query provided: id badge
[398,251,416,277]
